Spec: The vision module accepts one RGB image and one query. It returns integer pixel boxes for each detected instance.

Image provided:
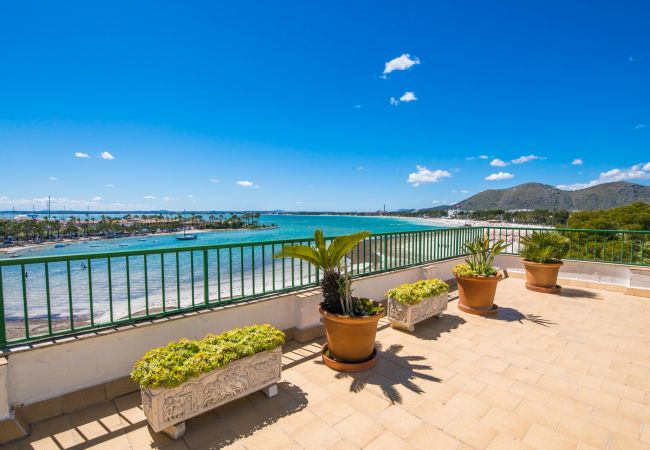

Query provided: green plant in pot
[452,235,507,315]
[519,231,569,293]
[274,229,384,371]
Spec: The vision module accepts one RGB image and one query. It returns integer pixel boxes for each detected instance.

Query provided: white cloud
[407,166,452,187]
[296,201,303,205]
[92,196,102,202]
[356,166,364,171]
[490,158,509,167]
[465,156,475,161]
[236,180,260,188]
[100,151,115,160]
[571,158,583,165]
[635,124,647,130]
[511,154,546,164]
[460,190,469,194]
[383,54,420,75]
[557,162,650,190]
[187,194,194,199]
[479,155,488,159]
[106,183,115,188]
[163,196,173,201]
[49,176,57,181]
[390,92,417,106]
[400,91,417,102]
[210,178,220,183]
[0,195,146,210]
[353,105,362,109]
[432,200,440,204]
[143,195,156,200]
[74,152,90,158]
[485,172,514,181]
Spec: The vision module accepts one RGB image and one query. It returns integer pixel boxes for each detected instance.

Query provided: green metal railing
[0,227,483,348]
[484,226,650,266]
[1,225,648,348]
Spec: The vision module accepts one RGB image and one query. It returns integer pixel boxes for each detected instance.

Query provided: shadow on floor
[330,343,440,405]
[186,381,308,449]
[560,287,600,299]
[490,307,557,327]
[409,313,467,341]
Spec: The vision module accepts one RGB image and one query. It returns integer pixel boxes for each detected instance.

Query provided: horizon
[1,1,650,212]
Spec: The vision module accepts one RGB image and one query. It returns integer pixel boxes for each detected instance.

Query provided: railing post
[203,249,209,305]
[0,267,5,348]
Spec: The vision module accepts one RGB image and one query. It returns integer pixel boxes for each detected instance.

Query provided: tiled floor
[5,277,650,449]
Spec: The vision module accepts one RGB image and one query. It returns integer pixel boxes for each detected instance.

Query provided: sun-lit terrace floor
[5,277,650,450]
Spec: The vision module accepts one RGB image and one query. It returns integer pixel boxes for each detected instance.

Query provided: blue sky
[1,0,649,212]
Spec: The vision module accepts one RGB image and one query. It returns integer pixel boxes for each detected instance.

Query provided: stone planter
[140,346,282,439]
[388,293,448,332]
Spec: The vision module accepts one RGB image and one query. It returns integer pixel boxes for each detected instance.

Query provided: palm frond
[326,231,371,266]
[273,245,324,268]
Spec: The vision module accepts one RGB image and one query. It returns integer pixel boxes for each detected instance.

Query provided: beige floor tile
[407,423,462,450]
[444,391,491,420]
[486,435,535,450]
[556,413,611,448]
[480,406,532,439]
[411,399,458,429]
[332,411,384,447]
[479,386,523,410]
[376,405,423,438]
[514,399,562,430]
[608,434,650,450]
[444,416,497,448]
[290,417,341,450]
[364,430,412,450]
[310,398,356,426]
[522,424,579,450]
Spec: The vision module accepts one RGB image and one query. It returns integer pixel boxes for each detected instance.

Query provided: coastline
[421,217,554,229]
[0,225,279,255]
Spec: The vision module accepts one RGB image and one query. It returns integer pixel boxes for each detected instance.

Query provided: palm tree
[274,229,370,315]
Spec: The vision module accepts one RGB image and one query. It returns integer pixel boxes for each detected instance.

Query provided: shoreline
[0,225,279,255]
[422,217,554,229]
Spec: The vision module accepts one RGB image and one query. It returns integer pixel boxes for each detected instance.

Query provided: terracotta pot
[319,307,384,364]
[522,260,563,290]
[455,273,502,315]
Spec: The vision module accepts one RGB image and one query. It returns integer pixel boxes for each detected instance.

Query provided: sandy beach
[423,217,553,229]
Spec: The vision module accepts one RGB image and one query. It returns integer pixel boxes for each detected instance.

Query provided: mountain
[456,182,650,211]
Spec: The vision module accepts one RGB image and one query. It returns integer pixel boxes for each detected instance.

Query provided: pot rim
[521,259,564,267]
[454,273,503,282]
[319,306,385,323]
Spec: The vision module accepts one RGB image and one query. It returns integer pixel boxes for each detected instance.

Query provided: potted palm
[452,236,507,316]
[274,230,384,372]
[519,231,569,293]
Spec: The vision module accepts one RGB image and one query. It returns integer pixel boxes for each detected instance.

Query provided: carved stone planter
[388,293,448,332]
[140,346,282,439]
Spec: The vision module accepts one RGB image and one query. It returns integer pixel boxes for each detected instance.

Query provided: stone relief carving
[387,293,448,332]
[141,346,282,433]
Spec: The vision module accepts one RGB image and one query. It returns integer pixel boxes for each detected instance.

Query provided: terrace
[1,227,650,448]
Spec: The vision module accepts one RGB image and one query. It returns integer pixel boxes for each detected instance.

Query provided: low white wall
[495,254,650,288]
[3,264,456,412]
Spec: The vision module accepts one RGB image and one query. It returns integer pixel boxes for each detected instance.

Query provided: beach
[423,217,553,229]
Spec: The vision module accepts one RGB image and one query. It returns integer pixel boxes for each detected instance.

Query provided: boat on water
[54,243,66,248]
[176,228,197,241]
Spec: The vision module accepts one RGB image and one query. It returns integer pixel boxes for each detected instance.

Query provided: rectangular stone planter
[140,346,282,439]
[387,293,448,332]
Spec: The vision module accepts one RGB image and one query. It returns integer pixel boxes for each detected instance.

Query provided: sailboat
[176,228,197,241]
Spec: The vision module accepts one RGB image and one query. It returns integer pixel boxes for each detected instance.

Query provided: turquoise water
[2,214,441,259]
[1,215,444,322]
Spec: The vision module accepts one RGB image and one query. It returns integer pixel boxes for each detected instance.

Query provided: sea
[1,215,446,324]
